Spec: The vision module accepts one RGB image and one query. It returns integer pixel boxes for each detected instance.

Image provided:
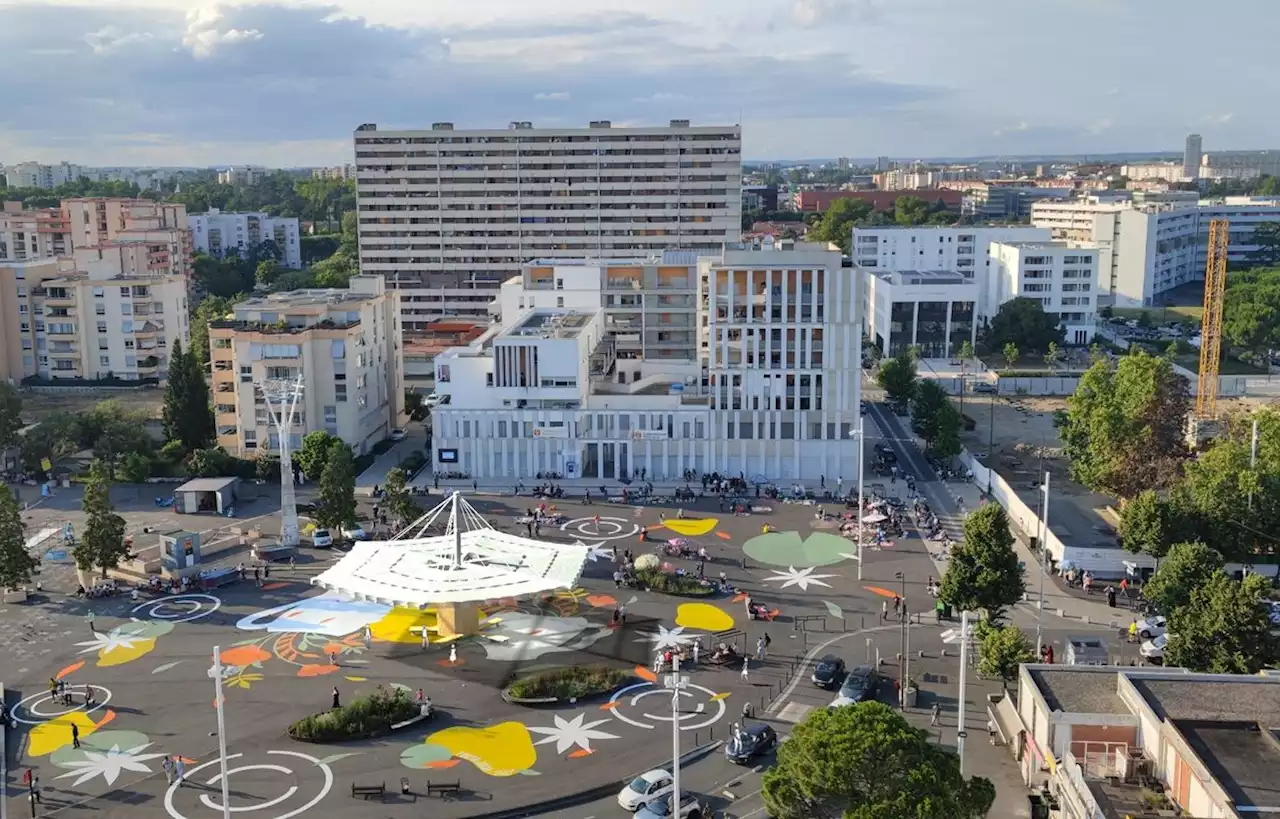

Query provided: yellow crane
[1195,218,1230,419]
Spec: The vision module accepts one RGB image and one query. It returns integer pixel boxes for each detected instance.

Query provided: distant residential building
[793,189,962,213]
[1184,133,1203,180]
[1,161,86,190]
[1201,150,1280,181]
[1121,162,1189,183]
[188,209,302,269]
[988,241,1099,344]
[963,185,1073,220]
[209,276,405,458]
[742,185,778,213]
[353,120,742,333]
[312,164,355,181]
[217,166,269,186]
[0,202,72,261]
[850,225,1051,280]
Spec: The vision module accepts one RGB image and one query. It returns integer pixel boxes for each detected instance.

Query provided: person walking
[613,569,623,588]
[741,656,750,682]
[893,595,901,616]
[421,628,429,650]
[363,624,372,650]
[162,755,175,784]
[882,600,888,622]
[1128,620,1139,643]
[263,563,271,580]
[764,631,772,655]
[692,641,700,665]
[253,566,261,586]
[331,686,341,709]
[71,722,80,749]
[755,636,765,661]
[289,554,296,570]
[931,702,941,726]
[174,756,185,787]
[619,603,627,625]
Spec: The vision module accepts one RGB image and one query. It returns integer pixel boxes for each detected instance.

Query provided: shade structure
[310,492,590,609]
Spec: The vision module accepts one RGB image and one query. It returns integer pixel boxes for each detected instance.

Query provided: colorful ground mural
[742,530,856,567]
[674,602,734,632]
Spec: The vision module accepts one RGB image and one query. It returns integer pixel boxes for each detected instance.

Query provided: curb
[460,740,724,819]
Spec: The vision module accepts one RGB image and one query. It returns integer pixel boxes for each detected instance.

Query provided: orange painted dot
[635,666,658,683]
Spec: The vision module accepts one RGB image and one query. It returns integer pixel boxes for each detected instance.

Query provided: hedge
[287,686,418,742]
[635,567,717,596]
[507,666,627,701]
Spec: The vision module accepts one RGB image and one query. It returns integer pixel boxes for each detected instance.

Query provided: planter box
[2,588,28,604]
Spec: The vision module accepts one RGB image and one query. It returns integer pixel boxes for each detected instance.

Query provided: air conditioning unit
[1121,748,1152,784]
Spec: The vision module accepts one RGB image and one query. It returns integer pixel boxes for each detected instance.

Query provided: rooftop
[1129,676,1280,722]
[1029,668,1128,714]
[235,288,376,310]
[1177,721,1280,811]
[869,269,975,286]
[506,310,591,339]
[526,250,701,267]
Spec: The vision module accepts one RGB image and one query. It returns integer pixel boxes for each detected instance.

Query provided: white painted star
[637,625,695,651]
[839,552,860,562]
[528,712,620,756]
[75,629,144,656]
[763,566,838,591]
[55,742,166,787]
[580,541,615,563]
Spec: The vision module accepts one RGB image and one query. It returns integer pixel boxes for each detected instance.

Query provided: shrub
[398,451,427,476]
[287,686,419,742]
[118,451,154,483]
[635,567,717,596]
[507,666,628,701]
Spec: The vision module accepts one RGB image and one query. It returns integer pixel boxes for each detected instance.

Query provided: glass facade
[916,301,949,358]
[889,302,915,356]
[949,301,975,355]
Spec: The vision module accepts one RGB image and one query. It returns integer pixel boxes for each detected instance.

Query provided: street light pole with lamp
[1034,471,1051,658]
[895,570,910,707]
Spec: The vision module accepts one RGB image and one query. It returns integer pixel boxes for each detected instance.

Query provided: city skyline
[1,0,1276,167]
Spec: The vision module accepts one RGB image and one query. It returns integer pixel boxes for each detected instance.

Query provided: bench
[351,782,386,801]
[426,780,461,798]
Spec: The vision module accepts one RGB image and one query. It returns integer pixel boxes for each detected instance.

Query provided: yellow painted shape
[662,518,719,537]
[369,607,438,644]
[28,712,102,757]
[426,722,537,777]
[99,637,157,667]
[675,603,735,632]
[709,692,731,702]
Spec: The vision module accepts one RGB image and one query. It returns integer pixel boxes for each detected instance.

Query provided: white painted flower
[528,712,619,756]
[638,625,695,651]
[763,565,837,591]
[55,742,166,787]
[74,629,145,657]
[582,542,615,563]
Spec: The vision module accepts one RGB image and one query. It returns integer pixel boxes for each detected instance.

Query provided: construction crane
[1195,218,1230,419]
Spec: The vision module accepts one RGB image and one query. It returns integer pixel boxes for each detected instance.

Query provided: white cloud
[1202,112,1235,126]
[84,26,154,54]
[790,0,882,28]
[182,5,263,59]
[533,91,570,101]
[992,121,1030,137]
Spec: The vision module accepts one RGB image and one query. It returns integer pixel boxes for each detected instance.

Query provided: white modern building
[217,166,269,186]
[431,242,859,482]
[864,270,979,358]
[189,209,302,269]
[1201,150,1280,181]
[850,225,1052,277]
[2,161,85,190]
[1032,198,1280,307]
[312,164,355,180]
[988,242,1099,344]
[208,276,405,457]
[353,120,743,333]
[1120,162,1189,183]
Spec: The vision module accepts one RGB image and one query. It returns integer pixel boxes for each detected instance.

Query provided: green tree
[810,197,874,253]
[931,401,963,459]
[316,446,358,530]
[1246,223,1280,268]
[987,298,1064,354]
[162,340,214,452]
[1060,351,1190,499]
[893,195,930,226]
[1043,341,1063,370]
[761,701,994,819]
[255,259,283,286]
[296,431,344,481]
[939,503,1025,623]
[978,625,1035,690]
[382,467,420,530]
[957,340,975,362]
[1165,573,1278,674]
[117,451,154,483]
[910,380,950,446]
[876,354,918,406]
[0,487,36,589]
[193,253,253,298]
[77,460,128,578]
[189,295,235,367]
[1142,541,1223,614]
[1118,490,1185,559]
[0,383,24,451]
[1001,342,1020,369]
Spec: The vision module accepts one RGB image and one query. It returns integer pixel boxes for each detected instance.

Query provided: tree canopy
[297,431,345,482]
[1246,223,1280,268]
[1060,350,1190,499]
[761,701,994,819]
[77,460,129,578]
[986,298,1064,355]
[0,383,24,451]
[978,624,1035,690]
[877,354,918,407]
[1142,541,1224,615]
[1165,572,1278,674]
[1223,266,1280,356]
[0,487,36,589]
[162,340,215,453]
[316,446,358,530]
[939,503,1025,622]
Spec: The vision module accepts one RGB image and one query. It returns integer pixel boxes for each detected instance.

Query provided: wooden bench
[426,779,461,798]
[351,781,386,800]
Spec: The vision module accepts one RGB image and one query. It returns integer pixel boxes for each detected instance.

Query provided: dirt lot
[20,388,164,421]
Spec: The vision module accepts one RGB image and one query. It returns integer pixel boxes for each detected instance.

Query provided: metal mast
[1196,219,1229,419]
[257,374,304,547]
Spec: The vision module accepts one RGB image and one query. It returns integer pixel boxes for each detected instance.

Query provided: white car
[1136,616,1166,639]
[390,428,407,442]
[618,769,673,812]
[1140,634,1167,664]
[424,393,441,408]
[342,526,368,541]
[311,529,333,548]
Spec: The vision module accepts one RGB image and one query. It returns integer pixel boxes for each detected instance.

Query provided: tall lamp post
[1035,471,1051,658]
[855,421,865,580]
[665,656,685,818]
[895,570,909,707]
[257,375,305,547]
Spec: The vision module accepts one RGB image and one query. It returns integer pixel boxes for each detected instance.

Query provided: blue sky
[0,0,1275,166]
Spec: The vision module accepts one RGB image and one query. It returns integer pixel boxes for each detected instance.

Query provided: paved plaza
[0,400,1138,819]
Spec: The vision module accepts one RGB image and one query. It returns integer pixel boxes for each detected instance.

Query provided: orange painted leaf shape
[321,642,346,656]
[425,760,460,769]
[217,644,272,667]
[95,710,117,730]
[635,665,658,683]
[731,593,748,603]
[297,664,341,677]
[568,749,593,758]
[716,531,732,540]
[599,701,619,711]
[261,582,288,591]
[56,660,84,680]
[586,594,616,608]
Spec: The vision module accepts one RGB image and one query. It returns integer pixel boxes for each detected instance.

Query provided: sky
[0,0,1276,167]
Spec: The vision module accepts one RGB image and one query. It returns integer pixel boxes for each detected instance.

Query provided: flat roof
[175,477,240,493]
[1177,721,1280,811]
[236,289,373,309]
[1029,668,1128,714]
[869,269,974,286]
[1130,677,1280,722]
[506,310,591,339]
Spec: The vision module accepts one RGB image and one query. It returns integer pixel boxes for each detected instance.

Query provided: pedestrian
[1045,645,1055,664]
[931,702,941,726]
[415,688,425,705]
[882,600,888,622]
[473,479,478,492]
[238,562,245,580]
[745,594,753,615]
[86,610,96,634]
[653,651,664,673]
[254,566,261,586]
[764,632,772,653]
[1128,620,1138,643]
[31,771,40,803]
[755,637,765,660]
[329,649,339,666]
[1106,586,1117,608]
[613,569,623,588]
[71,721,80,749]
[48,677,57,698]
[332,686,341,709]
[741,657,750,682]
[619,604,627,625]
[289,554,296,570]
[175,756,185,787]
[264,563,271,580]
[893,595,901,616]
[363,624,372,650]
[162,755,175,784]
[692,641,700,664]
[421,627,430,650]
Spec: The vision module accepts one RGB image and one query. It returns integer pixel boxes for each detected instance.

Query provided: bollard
[1083,615,1091,624]
[1057,608,1065,617]
[896,652,902,662]
[941,648,948,657]
[918,649,925,659]
[861,615,865,630]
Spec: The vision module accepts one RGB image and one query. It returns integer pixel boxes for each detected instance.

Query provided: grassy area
[287,686,419,742]
[1111,305,1203,327]
[1172,354,1266,376]
[635,567,718,596]
[507,666,628,701]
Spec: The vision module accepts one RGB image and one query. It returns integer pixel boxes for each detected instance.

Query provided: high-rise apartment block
[189,210,302,269]
[431,242,859,481]
[1183,134,1203,180]
[208,276,405,458]
[353,120,742,333]
[217,166,270,186]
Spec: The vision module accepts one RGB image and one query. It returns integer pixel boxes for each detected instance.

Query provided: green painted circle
[400,742,454,770]
[743,531,854,568]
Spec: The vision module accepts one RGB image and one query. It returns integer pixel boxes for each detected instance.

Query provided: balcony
[138,356,161,372]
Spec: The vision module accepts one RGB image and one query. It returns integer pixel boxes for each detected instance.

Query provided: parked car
[830,666,880,708]
[390,428,407,442]
[635,793,706,819]
[425,393,441,408]
[1140,634,1167,664]
[725,723,778,764]
[971,383,997,394]
[342,525,368,541]
[811,654,847,689]
[1136,615,1166,640]
[311,528,333,548]
[618,769,673,812]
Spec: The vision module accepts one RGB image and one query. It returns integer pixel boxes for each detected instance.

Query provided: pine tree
[184,339,216,448]
[162,339,189,445]
[77,460,128,578]
[162,339,215,452]
[0,486,36,589]
[316,446,357,531]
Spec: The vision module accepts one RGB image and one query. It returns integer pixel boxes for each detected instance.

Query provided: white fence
[958,449,1065,560]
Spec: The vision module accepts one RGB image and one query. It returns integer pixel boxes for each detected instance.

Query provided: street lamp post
[211,646,232,819]
[855,420,865,581]
[1035,471,1051,658]
[957,609,969,776]
[667,656,684,818]
[896,571,909,708]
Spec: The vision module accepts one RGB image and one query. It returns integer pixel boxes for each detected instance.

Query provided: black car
[830,667,881,707]
[725,723,778,764]
[811,654,846,689]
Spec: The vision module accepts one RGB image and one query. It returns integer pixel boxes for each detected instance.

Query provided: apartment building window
[120,303,132,315]
[323,406,337,424]
[100,356,110,367]
[336,384,348,402]
[124,340,135,350]
[16,286,26,298]
[96,304,106,315]
[1024,284,1050,293]
[125,355,137,368]
[18,304,26,315]
[122,320,133,333]
[243,430,257,449]
[98,339,108,351]
[93,287,105,298]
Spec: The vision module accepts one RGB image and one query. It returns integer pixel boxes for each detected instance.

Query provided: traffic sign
[663,674,689,690]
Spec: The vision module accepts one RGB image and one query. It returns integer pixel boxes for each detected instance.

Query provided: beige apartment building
[209,276,406,458]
